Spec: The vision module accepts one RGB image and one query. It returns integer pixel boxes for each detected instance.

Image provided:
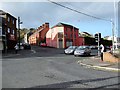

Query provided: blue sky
[0,1,118,38]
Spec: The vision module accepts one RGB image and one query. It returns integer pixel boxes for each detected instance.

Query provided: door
[59,39,63,48]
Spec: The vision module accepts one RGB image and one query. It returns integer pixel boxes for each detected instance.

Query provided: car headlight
[69,50,73,53]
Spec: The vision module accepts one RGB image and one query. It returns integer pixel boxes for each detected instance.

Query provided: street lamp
[18,17,23,50]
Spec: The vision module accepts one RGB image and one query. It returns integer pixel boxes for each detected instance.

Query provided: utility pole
[114,0,118,49]
[18,17,22,50]
[111,20,115,53]
[95,33,101,56]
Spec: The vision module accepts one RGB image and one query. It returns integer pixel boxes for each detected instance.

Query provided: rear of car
[40,43,47,47]
[74,46,91,56]
[24,43,31,50]
[17,43,24,50]
[64,46,78,55]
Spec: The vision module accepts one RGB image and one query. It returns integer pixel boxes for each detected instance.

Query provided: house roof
[51,22,79,30]
[0,10,17,20]
[29,27,44,37]
[82,32,92,36]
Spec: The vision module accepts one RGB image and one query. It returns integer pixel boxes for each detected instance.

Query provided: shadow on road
[14,76,120,89]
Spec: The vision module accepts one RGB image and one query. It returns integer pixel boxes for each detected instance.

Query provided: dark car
[17,43,24,50]
[24,43,31,50]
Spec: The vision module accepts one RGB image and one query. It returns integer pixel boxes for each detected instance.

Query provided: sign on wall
[9,34,15,40]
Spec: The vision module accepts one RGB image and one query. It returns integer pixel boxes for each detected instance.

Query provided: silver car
[74,46,91,56]
[64,46,78,54]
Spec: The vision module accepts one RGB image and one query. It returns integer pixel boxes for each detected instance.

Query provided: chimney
[38,26,42,30]
[42,24,45,28]
[44,22,49,28]
[40,26,42,29]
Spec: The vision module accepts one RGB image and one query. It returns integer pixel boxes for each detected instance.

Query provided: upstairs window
[12,20,15,24]
[12,29,15,34]
[71,34,73,38]
[74,34,76,38]
[71,29,72,32]
[8,17,10,22]
[8,28,10,33]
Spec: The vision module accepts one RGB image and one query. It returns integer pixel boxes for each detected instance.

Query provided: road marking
[31,50,36,54]
[78,61,120,72]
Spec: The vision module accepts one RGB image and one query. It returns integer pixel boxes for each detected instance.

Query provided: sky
[0,0,119,38]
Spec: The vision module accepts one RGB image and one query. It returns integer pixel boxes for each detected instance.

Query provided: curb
[2,49,35,58]
[77,61,120,72]
[2,54,20,58]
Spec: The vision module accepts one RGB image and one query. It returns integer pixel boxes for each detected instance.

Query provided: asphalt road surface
[2,46,119,89]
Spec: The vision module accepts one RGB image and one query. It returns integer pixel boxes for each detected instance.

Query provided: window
[8,17,10,22]
[8,28,10,33]
[71,29,72,32]
[66,29,67,32]
[65,33,68,38]
[12,20,14,24]
[74,34,76,38]
[58,32,63,38]
[12,29,15,34]
[71,34,73,38]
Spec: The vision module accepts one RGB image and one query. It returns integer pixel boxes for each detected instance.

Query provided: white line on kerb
[31,50,36,54]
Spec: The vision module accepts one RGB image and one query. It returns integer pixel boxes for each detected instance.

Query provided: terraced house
[28,23,49,45]
[0,10,17,52]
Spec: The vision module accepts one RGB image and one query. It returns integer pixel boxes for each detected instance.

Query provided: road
[2,46,119,89]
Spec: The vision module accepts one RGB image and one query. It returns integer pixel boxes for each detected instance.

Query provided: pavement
[77,56,120,72]
[2,49,36,58]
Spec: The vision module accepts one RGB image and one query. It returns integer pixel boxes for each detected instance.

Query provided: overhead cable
[48,0,112,22]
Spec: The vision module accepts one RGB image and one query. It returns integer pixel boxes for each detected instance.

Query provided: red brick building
[28,23,49,45]
[0,10,17,51]
[46,22,84,48]
[78,36,84,46]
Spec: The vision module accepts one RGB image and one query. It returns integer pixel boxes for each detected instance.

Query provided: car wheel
[88,53,91,56]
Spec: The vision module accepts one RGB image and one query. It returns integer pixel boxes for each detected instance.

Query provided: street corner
[77,60,120,72]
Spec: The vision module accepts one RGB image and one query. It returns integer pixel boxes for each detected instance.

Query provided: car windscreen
[68,46,76,49]
[77,46,88,50]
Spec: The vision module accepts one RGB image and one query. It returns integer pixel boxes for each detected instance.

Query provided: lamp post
[18,17,22,50]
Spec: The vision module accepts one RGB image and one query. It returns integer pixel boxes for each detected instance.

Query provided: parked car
[40,43,47,47]
[24,43,31,50]
[64,46,78,54]
[74,46,91,56]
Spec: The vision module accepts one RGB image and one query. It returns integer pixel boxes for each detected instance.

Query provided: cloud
[0,2,116,37]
